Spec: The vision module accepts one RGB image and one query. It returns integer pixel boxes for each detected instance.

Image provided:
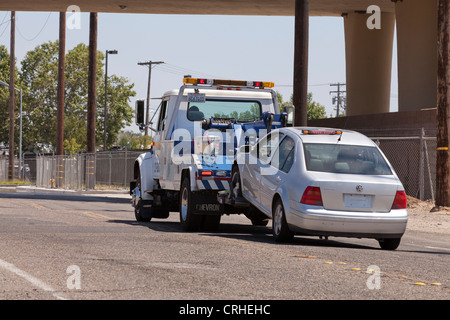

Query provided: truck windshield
[303,143,393,175]
[187,100,261,122]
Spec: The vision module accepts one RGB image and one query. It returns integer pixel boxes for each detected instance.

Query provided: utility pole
[138,61,164,136]
[330,83,346,117]
[436,0,450,207]
[86,12,97,190]
[8,11,15,181]
[56,12,66,188]
[87,12,97,154]
[293,0,309,127]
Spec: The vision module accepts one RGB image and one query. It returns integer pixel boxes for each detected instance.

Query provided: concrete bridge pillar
[395,0,438,112]
[344,11,395,116]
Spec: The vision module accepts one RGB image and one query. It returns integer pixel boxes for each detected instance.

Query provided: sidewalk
[0,184,131,201]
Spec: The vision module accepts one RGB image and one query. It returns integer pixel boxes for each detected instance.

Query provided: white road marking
[0,258,69,300]
[425,246,450,252]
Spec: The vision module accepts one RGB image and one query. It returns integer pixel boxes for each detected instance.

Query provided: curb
[0,185,130,201]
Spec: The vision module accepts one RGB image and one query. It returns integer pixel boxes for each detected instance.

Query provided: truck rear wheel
[179,177,202,231]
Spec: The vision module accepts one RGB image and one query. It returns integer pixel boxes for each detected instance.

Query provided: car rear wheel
[378,238,401,250]
[272,199,294,242]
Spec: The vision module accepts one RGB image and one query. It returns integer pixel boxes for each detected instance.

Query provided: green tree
[63,138,81,154]
[116,130,152,150]
[306,93,327,120]
[19,41,59,150]
[277,91,327,120]
[19,41,136,152]
[0,45,11,147]
[0,45,21,151]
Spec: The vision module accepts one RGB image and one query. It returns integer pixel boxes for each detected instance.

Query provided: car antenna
[337,130,343,142]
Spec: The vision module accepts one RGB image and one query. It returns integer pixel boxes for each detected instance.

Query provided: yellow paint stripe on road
[66,210,112,220]
[31,203,47,210]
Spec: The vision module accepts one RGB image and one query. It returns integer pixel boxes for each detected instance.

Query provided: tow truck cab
[131,76,294,230]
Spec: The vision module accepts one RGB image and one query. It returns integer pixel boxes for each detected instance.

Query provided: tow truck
[130,76,294,231]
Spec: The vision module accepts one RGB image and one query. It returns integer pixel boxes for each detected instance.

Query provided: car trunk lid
[315,174,400,212]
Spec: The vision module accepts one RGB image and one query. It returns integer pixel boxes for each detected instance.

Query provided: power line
[16,12,52,41]
[0,21,9,39]
[155,62,226,79]
[0,12,10,39]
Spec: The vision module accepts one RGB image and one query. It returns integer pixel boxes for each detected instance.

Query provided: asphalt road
[0,192,448,303]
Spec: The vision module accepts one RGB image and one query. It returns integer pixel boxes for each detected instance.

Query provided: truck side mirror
[284,105,295,127]
[136,100,145,125]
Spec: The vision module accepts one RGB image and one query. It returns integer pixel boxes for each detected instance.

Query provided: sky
[0,11,398,133]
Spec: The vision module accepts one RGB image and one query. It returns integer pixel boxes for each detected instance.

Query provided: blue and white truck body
[130,77,293,230]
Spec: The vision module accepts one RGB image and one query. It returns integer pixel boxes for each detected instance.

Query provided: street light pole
[104,49,118,151]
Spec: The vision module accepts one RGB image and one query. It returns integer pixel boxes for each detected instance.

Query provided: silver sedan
[231,127,408,250]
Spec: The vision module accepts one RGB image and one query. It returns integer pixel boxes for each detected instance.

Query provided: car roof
[280,127,376,147]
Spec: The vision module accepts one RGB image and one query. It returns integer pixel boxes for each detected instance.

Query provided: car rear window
[303,143,392,175]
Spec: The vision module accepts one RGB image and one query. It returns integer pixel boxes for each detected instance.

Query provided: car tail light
[391,190,407,209]
[300,186,323,206]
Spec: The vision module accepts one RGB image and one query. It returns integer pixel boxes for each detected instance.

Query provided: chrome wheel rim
[273,204,283,235]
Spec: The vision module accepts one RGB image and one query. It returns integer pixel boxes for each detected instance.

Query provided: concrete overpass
[0,0,438,119]
[0,0,395,16]
[1,0,450,205]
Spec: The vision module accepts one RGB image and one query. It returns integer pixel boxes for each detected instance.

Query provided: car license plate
[343,194,373,208]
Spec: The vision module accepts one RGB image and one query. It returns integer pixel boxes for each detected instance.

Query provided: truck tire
[202,215,221,231]
[179,177,202,231]
[245,207,269,227]
[134,171,151,222]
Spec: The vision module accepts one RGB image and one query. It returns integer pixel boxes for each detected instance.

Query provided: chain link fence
[33,150,144,191]
[367,129,436,202]
[1,128,438,201]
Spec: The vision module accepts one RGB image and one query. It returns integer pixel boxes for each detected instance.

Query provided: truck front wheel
[179,177,202,231]
[134,171,151,222]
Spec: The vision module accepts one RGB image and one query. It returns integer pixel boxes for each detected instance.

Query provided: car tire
[272,199,294,242]
[179,177,202,231]
[378,238,401,250]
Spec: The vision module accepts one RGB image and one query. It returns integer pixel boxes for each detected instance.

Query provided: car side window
[253,132,284,163]
[271,136,295,173]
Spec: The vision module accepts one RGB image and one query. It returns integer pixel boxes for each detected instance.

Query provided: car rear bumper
[288,203,407,239]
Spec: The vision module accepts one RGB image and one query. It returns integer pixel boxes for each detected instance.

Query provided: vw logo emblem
[356,184,364,192]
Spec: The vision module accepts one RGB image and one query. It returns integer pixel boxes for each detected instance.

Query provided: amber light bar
[183,77,274,88]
